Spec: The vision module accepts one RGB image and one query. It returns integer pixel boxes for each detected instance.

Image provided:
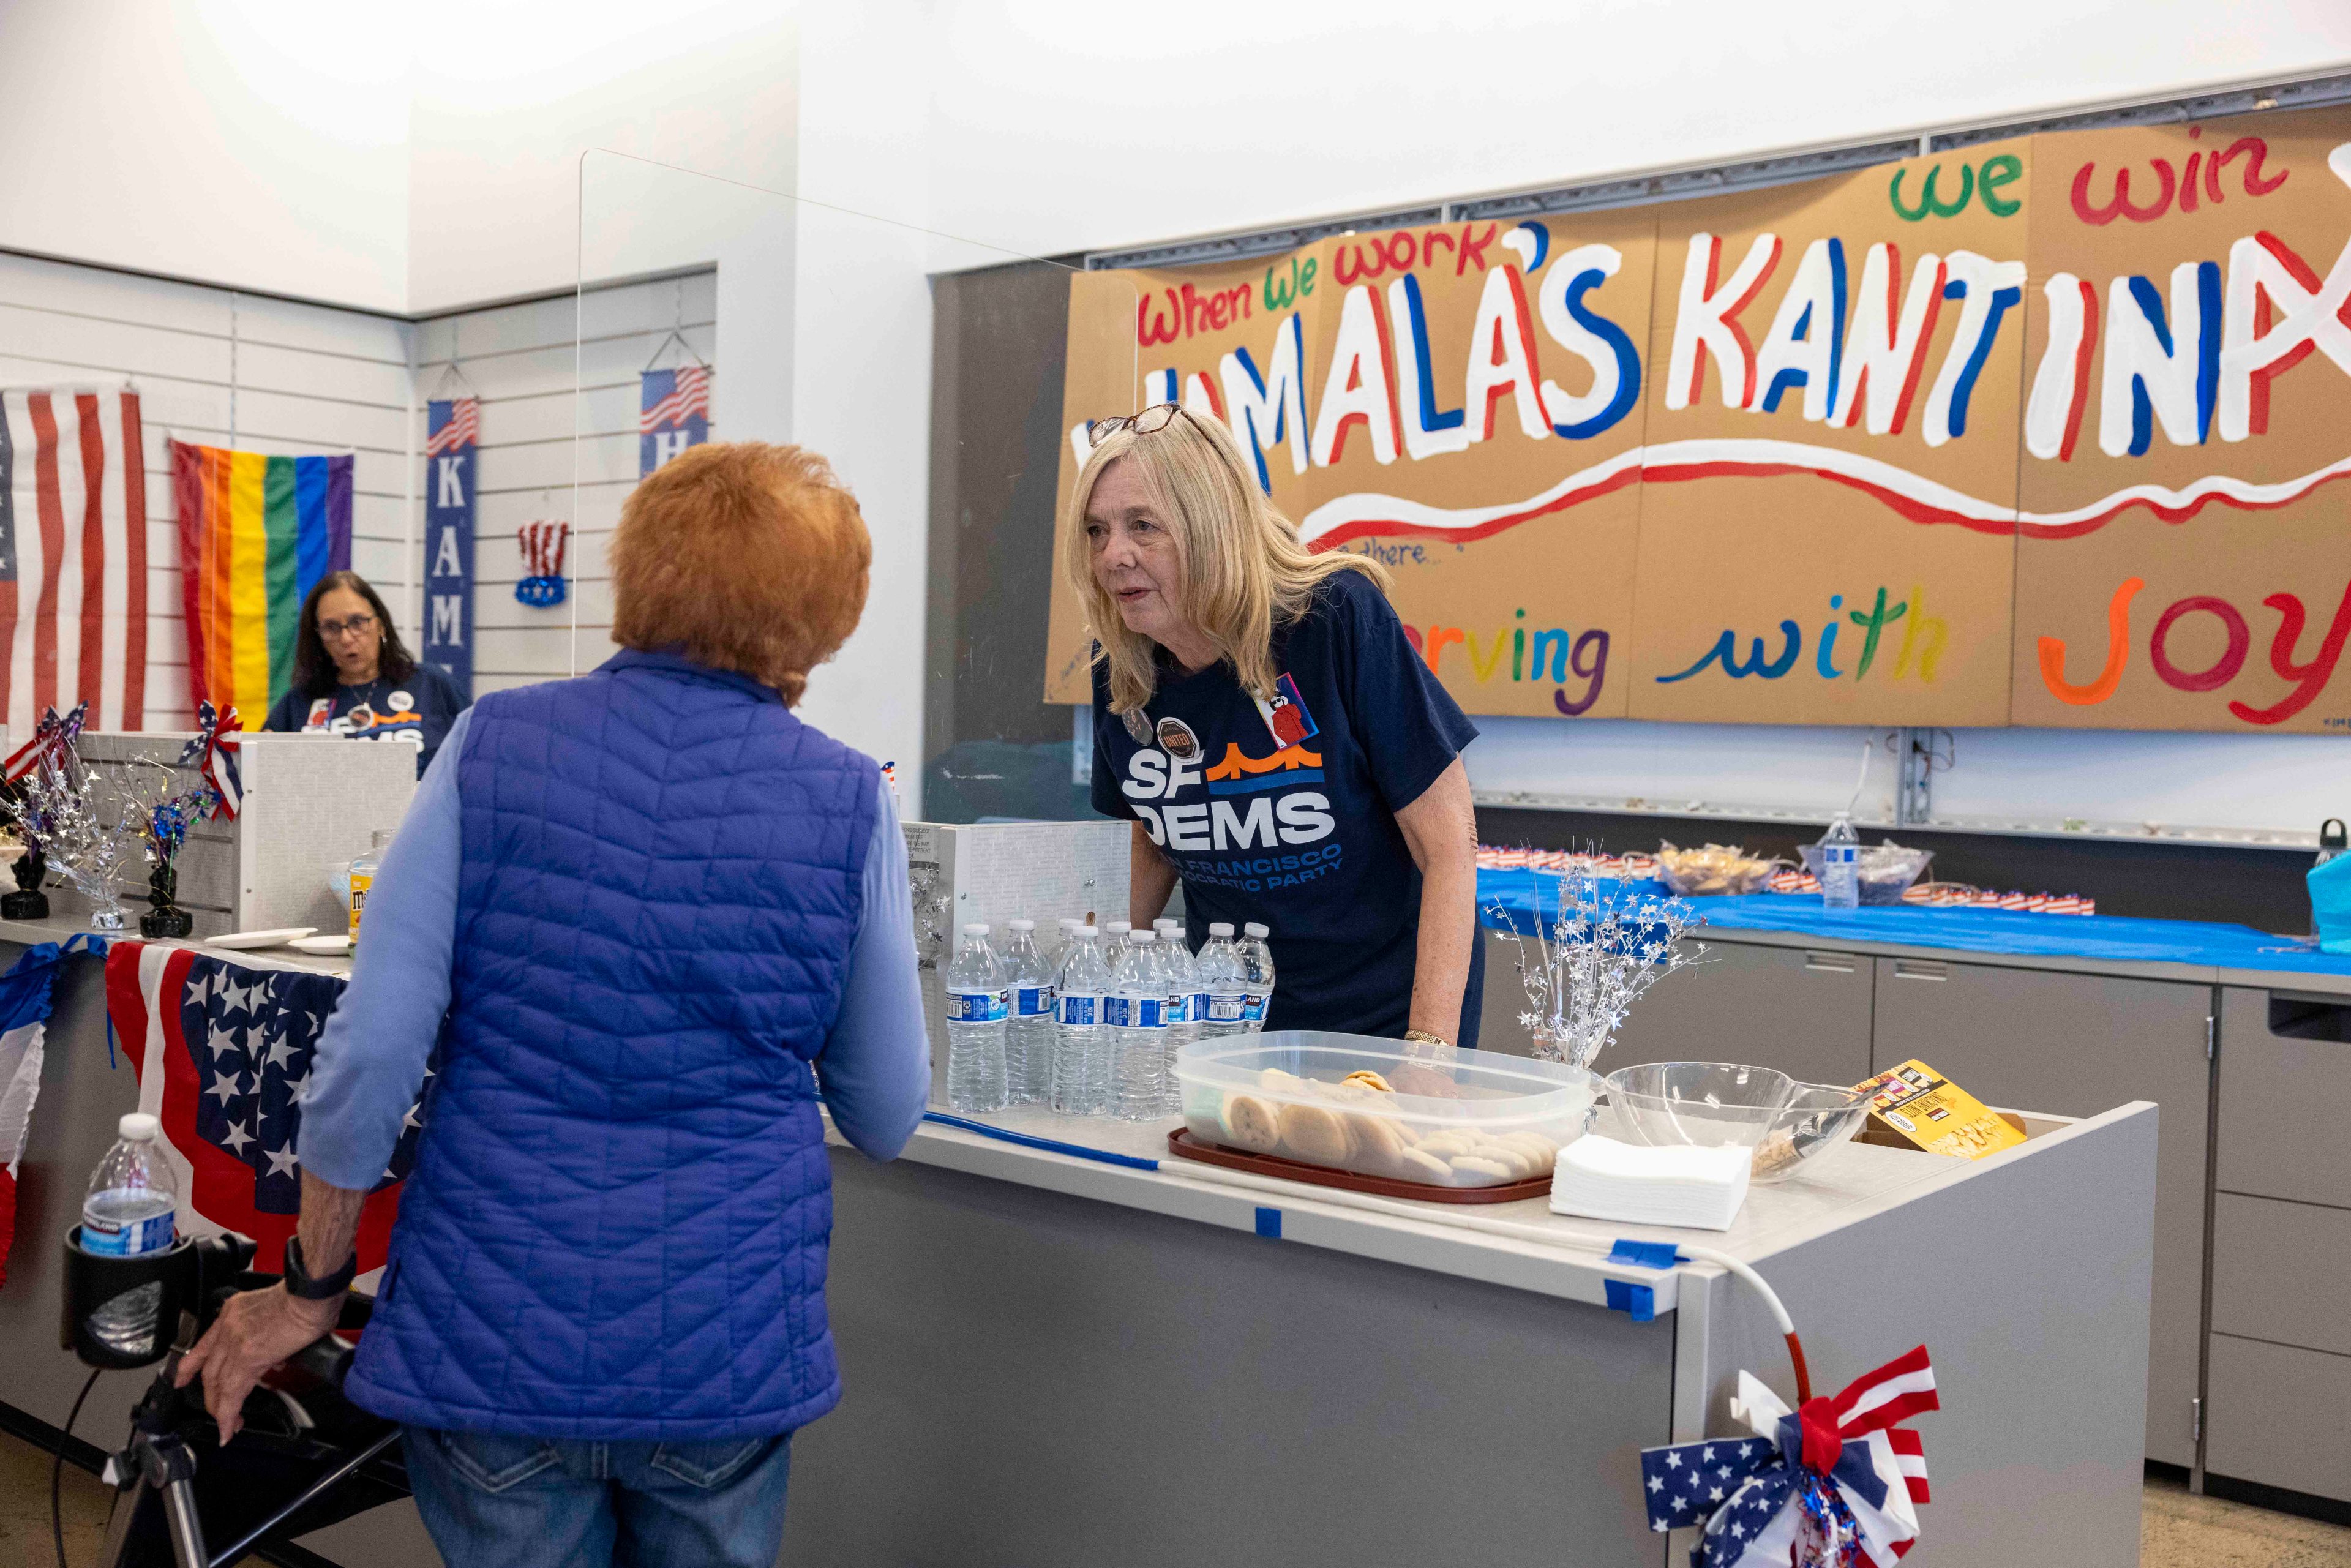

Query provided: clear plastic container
[1175,1031,1600,1188]
[1799,840,1933,906]
[1602,1062,1798,1150]
[1747,1082,1873,1183]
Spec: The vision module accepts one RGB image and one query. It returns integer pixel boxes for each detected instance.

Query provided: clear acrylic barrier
[548,151,1136,824]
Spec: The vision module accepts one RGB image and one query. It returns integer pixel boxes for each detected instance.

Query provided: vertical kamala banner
[1047,104,2351,734]
[421,398,476,697]
[640,366,711,476]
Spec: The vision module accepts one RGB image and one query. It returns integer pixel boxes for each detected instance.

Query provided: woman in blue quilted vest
[182,442,934,1567]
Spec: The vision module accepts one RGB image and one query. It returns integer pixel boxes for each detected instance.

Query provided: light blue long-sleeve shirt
[298,706,932,1190]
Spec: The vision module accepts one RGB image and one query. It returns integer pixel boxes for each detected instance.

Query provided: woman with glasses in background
[263,570,471,774]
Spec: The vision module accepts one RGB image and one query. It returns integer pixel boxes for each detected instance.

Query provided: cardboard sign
[1625,143,2031,726]
[1046,108,2351,736]
[2012,107,2351,733]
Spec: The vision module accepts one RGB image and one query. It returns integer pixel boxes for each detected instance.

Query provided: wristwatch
[280,1236,358,1302]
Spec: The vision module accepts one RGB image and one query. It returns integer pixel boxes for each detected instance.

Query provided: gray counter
[2,936,2159,1566]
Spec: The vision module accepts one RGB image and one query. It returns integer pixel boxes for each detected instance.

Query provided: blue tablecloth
[1476,867,2351,978]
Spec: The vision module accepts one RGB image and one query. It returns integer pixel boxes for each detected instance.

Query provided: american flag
[103,941,429,1274]
[639,366,711,476]
[0,389,157,740]
[424,396,479,457]
[1641,1346,1936,1567]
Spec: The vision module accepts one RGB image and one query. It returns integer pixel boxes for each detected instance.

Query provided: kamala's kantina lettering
[1408,609,1612,715]
[1656,586,1949,687]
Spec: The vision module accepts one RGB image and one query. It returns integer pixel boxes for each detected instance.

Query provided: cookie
[1279,1102,1353,1167]
[1449,1154,1517,1185]
[1260,1067,1305,1094]
[1220,1093,1282,1153]
[1416,1128,1479,1159]
[1347,1114,1412,1176]
[1341,1070,1395,1093]
[1468,1141,1539,1179]
[1396,1147,1455,1185]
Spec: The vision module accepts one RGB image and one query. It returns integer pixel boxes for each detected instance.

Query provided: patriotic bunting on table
[170,440,354,729]
[103,940,430,1274]
[1640,1346,1937,1567]
[0,390,158,738]
[640,366,710,476]
[0,936,98,1289]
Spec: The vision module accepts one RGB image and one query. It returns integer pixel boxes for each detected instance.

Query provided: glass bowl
[1602,1062,1799,1150]
[1747,1083,1872,1182]
[1798,841,1935,904]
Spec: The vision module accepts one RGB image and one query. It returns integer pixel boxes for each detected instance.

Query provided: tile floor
[3,1428,2347,1566]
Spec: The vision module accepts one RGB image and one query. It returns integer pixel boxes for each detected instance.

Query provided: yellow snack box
[1853,1058,2027,1161]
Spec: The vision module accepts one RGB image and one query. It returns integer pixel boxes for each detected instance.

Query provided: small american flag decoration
[516,519,569,608]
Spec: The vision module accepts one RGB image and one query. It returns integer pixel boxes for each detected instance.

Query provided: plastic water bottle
[1238,921,1276,1033]
[1819,814,1861,910]
[1002,920,1055,1105]
[1053,927,1111,1116]
[944,923,1010,1113]
[1102,920,1133,983]
[1198,922,1248,1039]
[81,1112,178,1357]
[1111,930,1169,1120]
[1155,920,1199,1113]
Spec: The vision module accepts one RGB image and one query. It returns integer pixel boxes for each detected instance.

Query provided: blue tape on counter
[1607,1239,1683,1270]
[1254,1207,1282,1239]
[918,1112,1161,1172]
[1605,1279,1657,1322]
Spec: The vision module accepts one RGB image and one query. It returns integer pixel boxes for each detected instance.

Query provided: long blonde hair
[1060,408,1389,714]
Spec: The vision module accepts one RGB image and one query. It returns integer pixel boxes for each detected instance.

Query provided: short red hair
[610,442,870,706]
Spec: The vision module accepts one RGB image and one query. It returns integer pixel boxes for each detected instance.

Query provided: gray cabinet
[1475,930,1873,1087]
[2216,985,2351,1209]
[2207,985,2351,1501]
[1871,956,2211,1469]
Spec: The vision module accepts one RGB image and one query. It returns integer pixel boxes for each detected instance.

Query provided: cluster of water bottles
[943,917,1274,1120]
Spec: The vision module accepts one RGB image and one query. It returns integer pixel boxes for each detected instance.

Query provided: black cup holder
[61,1228,257,1370]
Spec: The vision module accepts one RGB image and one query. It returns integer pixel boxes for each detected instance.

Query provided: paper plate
[204,927,317,950]
[288,934,351,956]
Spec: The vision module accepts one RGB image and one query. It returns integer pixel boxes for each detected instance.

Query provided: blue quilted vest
[347,650,879,1439]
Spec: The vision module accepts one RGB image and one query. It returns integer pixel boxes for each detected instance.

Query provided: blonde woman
[1067,404,1483,1049]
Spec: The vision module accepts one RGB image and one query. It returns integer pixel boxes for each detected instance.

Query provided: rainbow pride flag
[171,442,352,729]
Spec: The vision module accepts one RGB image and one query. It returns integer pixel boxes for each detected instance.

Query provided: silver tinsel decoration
[17,746,142,932]
[1486,853,1706,1068]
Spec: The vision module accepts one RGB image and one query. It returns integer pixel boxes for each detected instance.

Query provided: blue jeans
[403,1426,792,1568]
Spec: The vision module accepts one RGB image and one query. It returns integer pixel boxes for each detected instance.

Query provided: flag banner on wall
[640,366,711,476]
[0,937,92,1290]
[421,397,476,697]
[171,440,353,730]
[1046,105,2351,735]
[104,940,425,1274]
[0,389,154,737]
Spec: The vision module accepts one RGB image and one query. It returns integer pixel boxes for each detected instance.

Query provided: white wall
[410,272,716,696]
[0,250,414,728]
[927,1,2351,258]
[407,1,798,313]
[0,2,410,312]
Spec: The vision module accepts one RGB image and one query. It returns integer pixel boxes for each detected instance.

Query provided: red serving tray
[1164,1128,1553,1204]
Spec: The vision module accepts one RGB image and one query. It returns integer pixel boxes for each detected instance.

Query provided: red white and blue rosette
[1640,1346,1937,1567]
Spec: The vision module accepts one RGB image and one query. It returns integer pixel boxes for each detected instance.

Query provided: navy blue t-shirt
[262,664,470,777]
[1091,569,1483,1045]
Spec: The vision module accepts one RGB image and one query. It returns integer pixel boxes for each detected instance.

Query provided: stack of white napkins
[1548,1135,1752,1231]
